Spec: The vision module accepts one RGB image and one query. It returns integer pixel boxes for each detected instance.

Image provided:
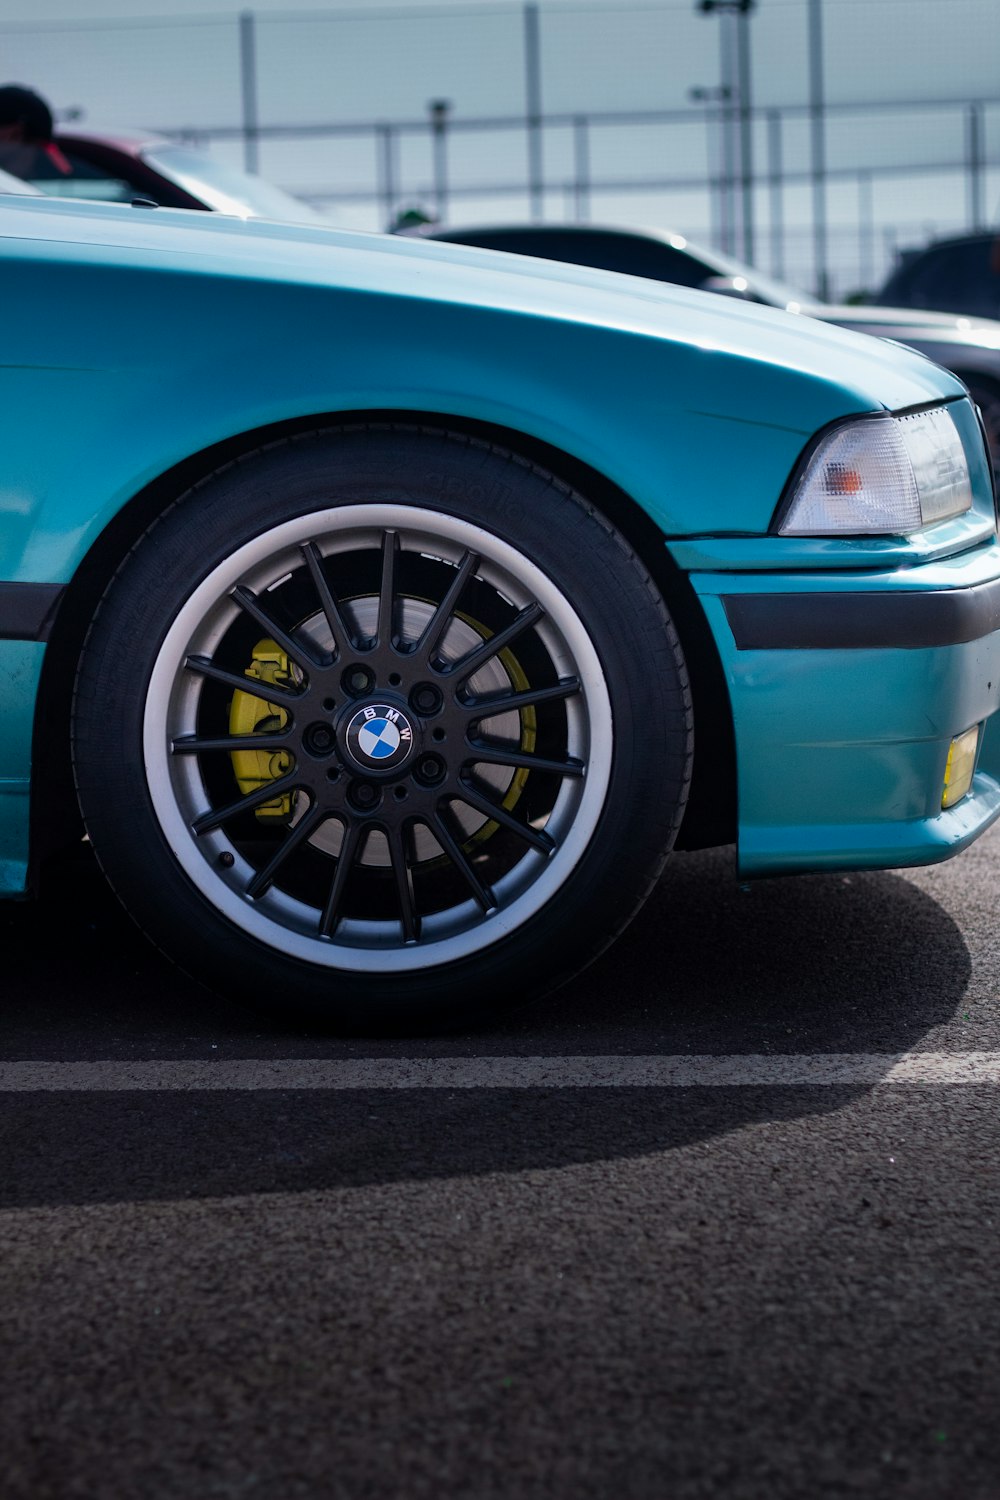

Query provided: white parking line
[0,1053,999,1091]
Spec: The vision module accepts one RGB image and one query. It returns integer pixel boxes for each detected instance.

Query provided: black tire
[72,426,692,1032]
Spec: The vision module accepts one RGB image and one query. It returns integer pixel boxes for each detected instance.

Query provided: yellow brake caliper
[229,637,295,821]
[460,624,535,848]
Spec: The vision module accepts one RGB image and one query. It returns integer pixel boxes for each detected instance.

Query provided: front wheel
[73,428,692,1031]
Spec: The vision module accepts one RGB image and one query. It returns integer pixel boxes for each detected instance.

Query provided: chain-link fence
[3,0,999,299]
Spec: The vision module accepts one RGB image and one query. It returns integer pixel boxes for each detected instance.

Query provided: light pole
[696,0,755,263]
[428,99,451,224]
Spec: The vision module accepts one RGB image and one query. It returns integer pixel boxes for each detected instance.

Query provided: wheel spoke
[319,820,364,936]
[447,601,544,684]
[184,654,303,707]
[426,810,496,914]
[301,541,355,659]
[452,782,555,855]
[231,585,320,671]
[171,732,294,755]
[387,824,419,942]
[375,529,400,651]
[191,770,301,835]
[460,676,581,719]
[245,802,327,900]
[467,743,584,778]
[412,549,479,662]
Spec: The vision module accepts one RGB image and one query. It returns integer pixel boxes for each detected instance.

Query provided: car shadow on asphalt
[0,841,974,1209]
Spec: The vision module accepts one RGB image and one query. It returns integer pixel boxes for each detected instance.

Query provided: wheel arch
[29,408,735,885]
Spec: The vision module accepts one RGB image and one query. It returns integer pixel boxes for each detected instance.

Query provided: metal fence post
[572,115,591,221]
[524,2,544,220]
[767,107,784,280]
[239,9,260,176]
[808,0,829,299]
[376,124,397,231]
[857,169,874,294]
[697,3,756,262]
[967,103,985,232]
[429,99,451,224]
[719,18,737,253]
[736,3,755,264]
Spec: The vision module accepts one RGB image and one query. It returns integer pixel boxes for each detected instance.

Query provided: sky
[0,0,512,12]
[1,0,998,295]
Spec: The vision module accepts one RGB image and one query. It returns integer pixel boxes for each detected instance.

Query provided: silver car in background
[421,222,1000,470]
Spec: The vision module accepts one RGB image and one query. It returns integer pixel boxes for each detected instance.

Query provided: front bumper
[684,539,1000,877]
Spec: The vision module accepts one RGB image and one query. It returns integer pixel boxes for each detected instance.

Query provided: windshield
[0,164,41,195]
[142,145,325,224]
[703,244,824,311]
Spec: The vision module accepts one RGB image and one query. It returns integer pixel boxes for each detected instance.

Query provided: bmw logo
[344,704,415,772]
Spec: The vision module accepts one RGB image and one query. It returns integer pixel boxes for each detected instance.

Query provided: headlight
[778,405,972,535]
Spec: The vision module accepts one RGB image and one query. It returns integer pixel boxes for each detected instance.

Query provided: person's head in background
[0,84,71,177]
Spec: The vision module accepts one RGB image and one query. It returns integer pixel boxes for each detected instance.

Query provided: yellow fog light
[942,725,980,809]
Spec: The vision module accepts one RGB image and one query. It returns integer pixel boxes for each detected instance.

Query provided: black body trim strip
[0,584,65,643]
[723,576,1000,650]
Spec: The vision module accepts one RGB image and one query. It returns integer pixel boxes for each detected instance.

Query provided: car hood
[1,195,965,416]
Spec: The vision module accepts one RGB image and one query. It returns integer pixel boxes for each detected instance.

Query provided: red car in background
[0,126,322,222]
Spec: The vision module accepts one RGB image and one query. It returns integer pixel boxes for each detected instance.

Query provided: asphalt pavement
[2,828,1000,1499]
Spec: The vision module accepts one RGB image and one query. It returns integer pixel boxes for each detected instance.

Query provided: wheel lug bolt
[304,722,336,756]
[414,754,445,786]
[349,780,380,810]
[344,666,373,696]
[412,684,442,715]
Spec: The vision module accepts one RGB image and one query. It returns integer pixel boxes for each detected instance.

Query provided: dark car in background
[876,232,1000,322]
[421,223,1000,468]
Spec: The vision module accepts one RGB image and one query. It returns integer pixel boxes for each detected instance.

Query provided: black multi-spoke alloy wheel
[73,428,692,1031]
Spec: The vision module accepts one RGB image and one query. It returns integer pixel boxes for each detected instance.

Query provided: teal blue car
[3,194,999,1030]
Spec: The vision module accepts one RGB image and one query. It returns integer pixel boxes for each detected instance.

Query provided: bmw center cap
[345,704,415,772]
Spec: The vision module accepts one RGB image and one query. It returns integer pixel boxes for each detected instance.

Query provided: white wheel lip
[143,503,614,975]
